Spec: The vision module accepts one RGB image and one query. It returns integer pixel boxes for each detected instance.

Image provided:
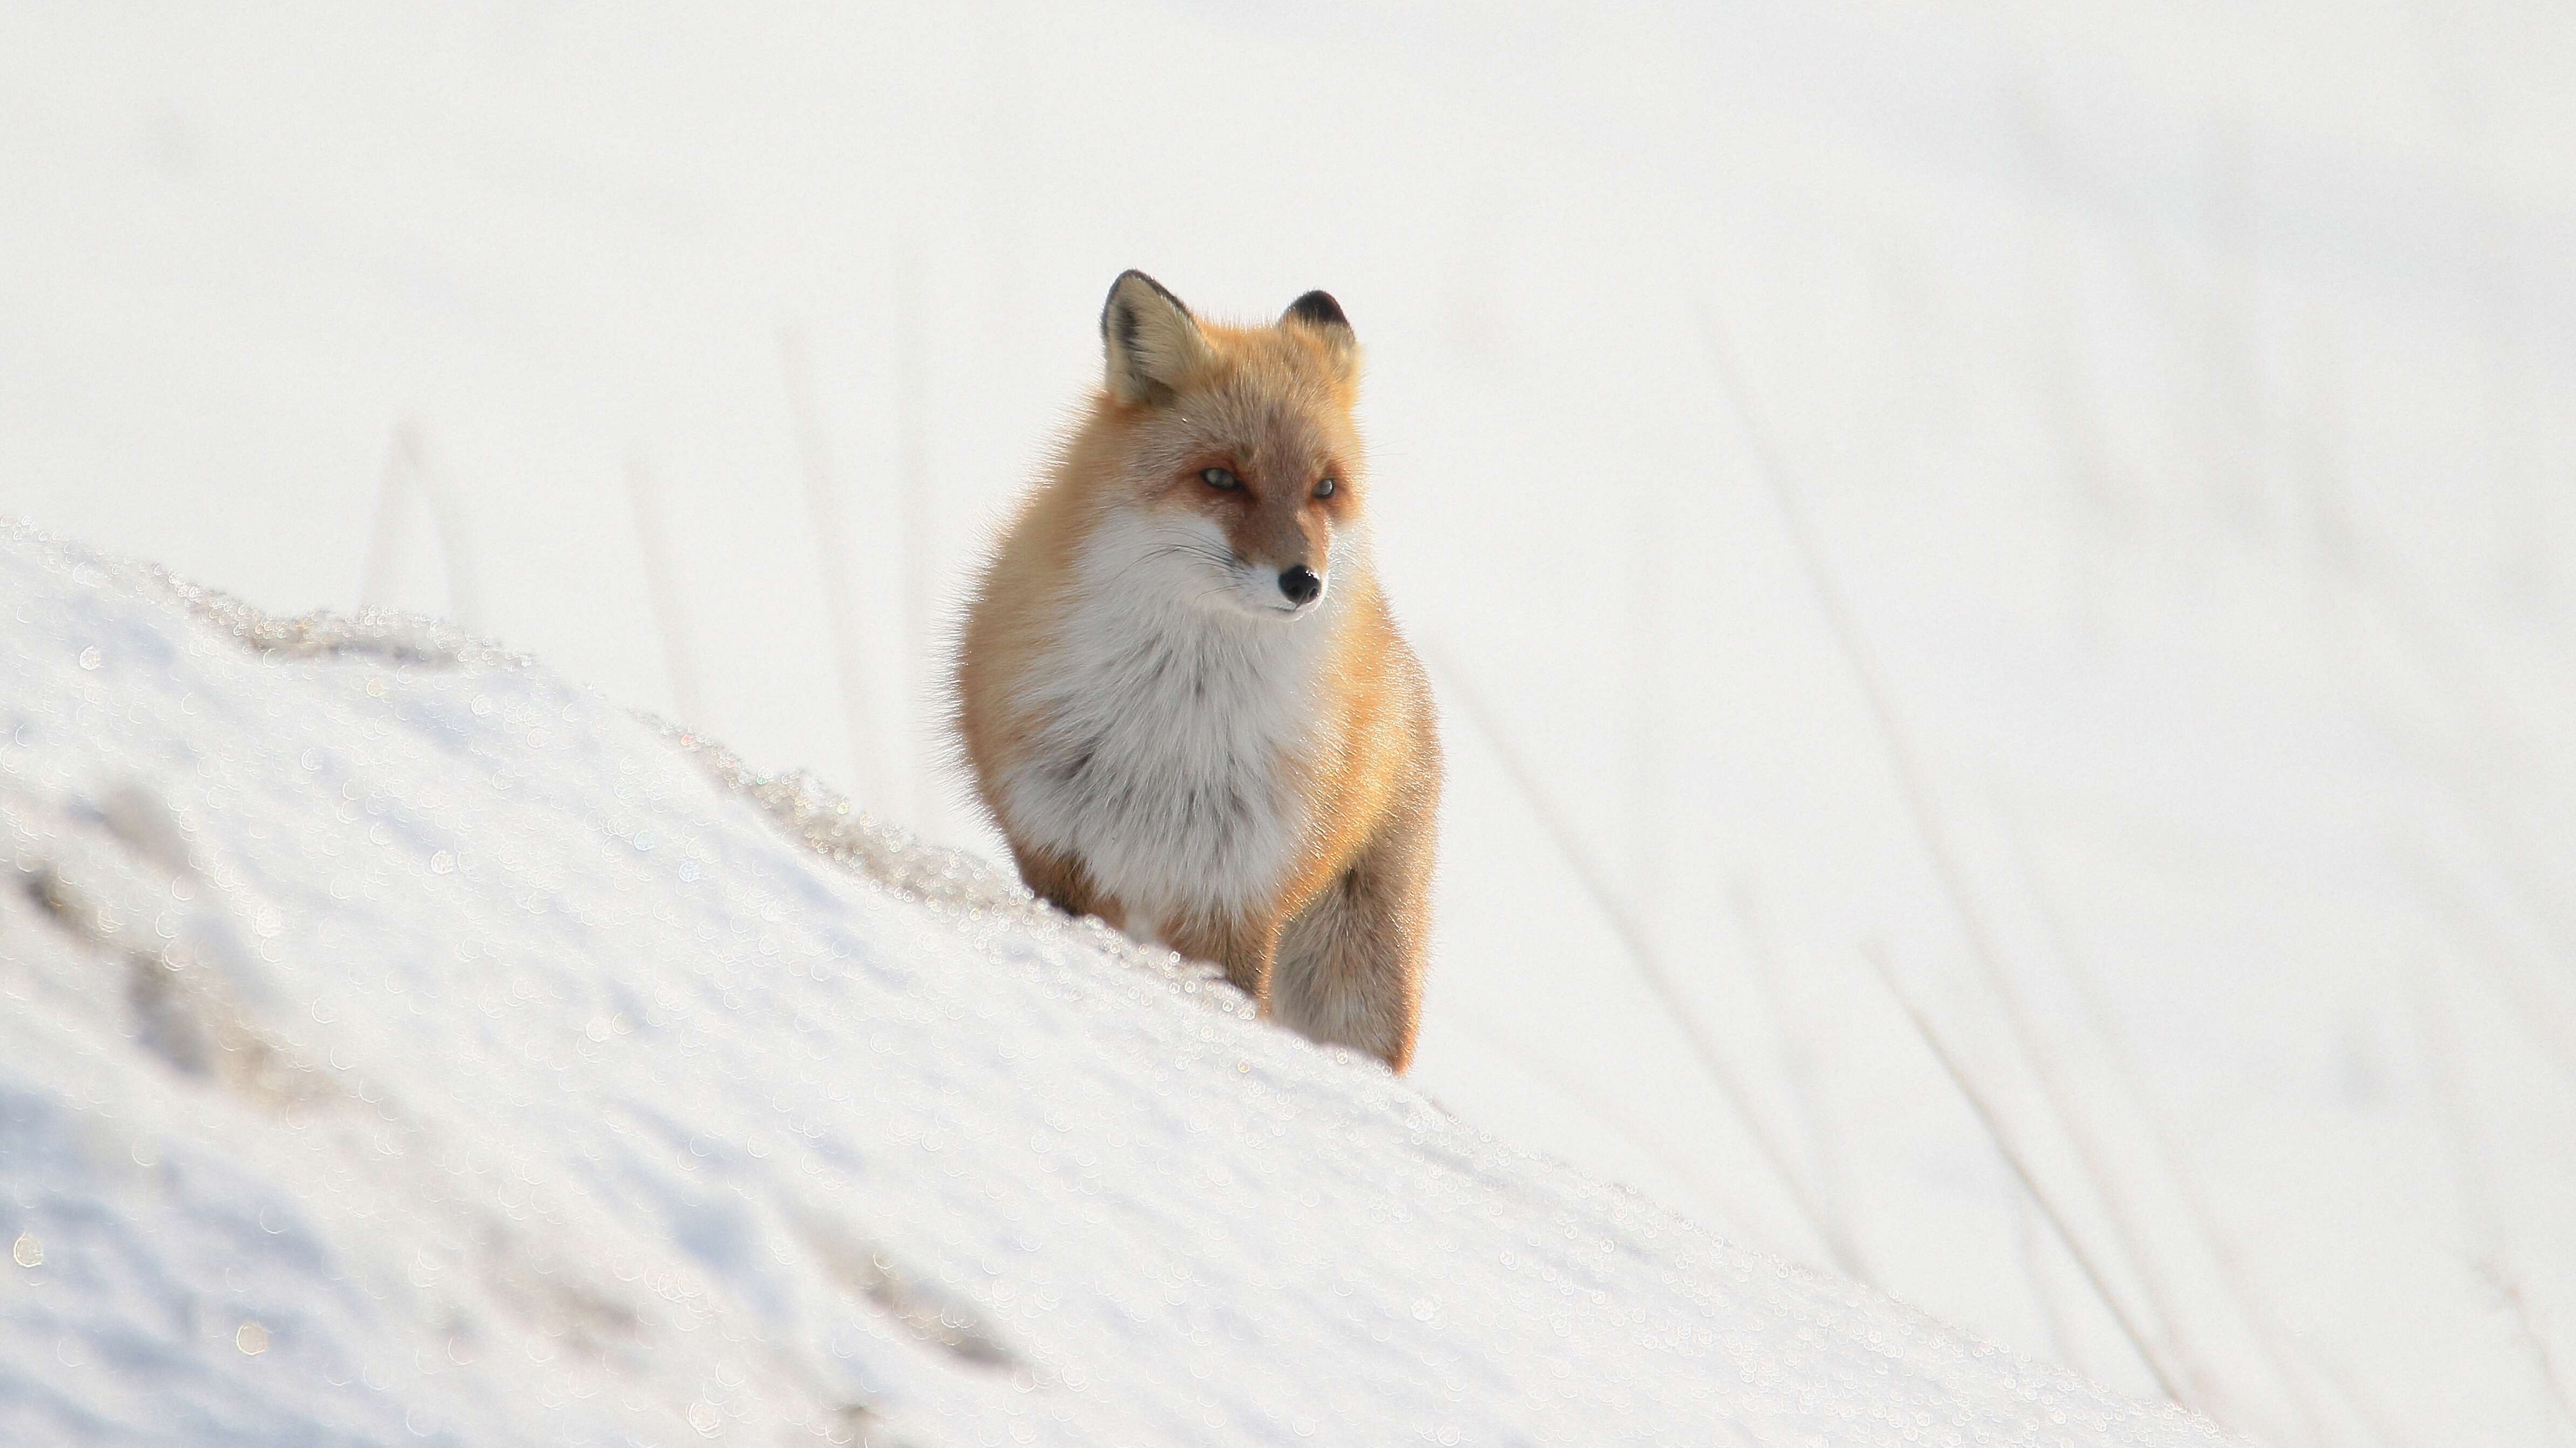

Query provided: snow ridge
[0,525,2228,1446]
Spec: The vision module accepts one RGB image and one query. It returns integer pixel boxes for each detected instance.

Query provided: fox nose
[1277,566,1322,606]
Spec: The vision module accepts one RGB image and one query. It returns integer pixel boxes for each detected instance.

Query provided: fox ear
[1282,289,1357,378]
[1101,270,1212,405]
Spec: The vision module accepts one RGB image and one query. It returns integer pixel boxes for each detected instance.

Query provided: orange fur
[954,273,1441,1070]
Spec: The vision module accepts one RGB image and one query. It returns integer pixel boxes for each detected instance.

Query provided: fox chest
[998,634,1321,922]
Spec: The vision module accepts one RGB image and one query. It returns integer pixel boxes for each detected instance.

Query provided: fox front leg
[1164,911,1283,1009]
[1269,794,1435,1072]
[1010,842,1125,933]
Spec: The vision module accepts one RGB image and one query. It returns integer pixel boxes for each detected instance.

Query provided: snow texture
[0,526,2230,1444]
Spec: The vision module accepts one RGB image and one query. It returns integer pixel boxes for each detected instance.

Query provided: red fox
[955,270,1442,1071]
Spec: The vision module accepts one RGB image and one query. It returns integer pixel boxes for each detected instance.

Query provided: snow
[4,4,2574,1444]
[0,526,2229,1444]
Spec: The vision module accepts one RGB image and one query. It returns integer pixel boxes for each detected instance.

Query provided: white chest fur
[995,510,1340,930]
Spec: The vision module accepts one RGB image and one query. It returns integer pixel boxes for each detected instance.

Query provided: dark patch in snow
[797,1213,1023,1375]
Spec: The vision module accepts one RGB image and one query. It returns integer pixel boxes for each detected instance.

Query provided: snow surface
[0,526,2233,1445]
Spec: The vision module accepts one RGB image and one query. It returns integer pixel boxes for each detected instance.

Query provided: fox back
[955,271,1441,1070]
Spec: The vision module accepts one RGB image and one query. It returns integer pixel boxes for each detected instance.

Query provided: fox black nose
[1278,566,1322,606]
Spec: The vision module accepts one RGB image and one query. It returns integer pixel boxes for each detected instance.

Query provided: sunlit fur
[954,272,1441,1071]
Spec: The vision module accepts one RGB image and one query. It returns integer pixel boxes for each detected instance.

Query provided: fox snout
[1233,504,1333,614]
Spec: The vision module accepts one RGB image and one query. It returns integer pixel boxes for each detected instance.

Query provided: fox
[954,270,1442,1072]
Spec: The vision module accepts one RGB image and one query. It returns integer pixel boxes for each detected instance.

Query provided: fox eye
[1314,477,1337,499]
[1199,467,1241,491]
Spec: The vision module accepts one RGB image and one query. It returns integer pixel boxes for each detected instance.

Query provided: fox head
[1068,270,1366,623]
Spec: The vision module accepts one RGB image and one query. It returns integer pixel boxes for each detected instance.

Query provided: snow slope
[0,527,2232,1444]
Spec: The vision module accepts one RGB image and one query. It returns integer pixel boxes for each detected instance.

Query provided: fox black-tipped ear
[1101,270,1212,405]
[1282,289,1357,377]
[1284,290,1348,334]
